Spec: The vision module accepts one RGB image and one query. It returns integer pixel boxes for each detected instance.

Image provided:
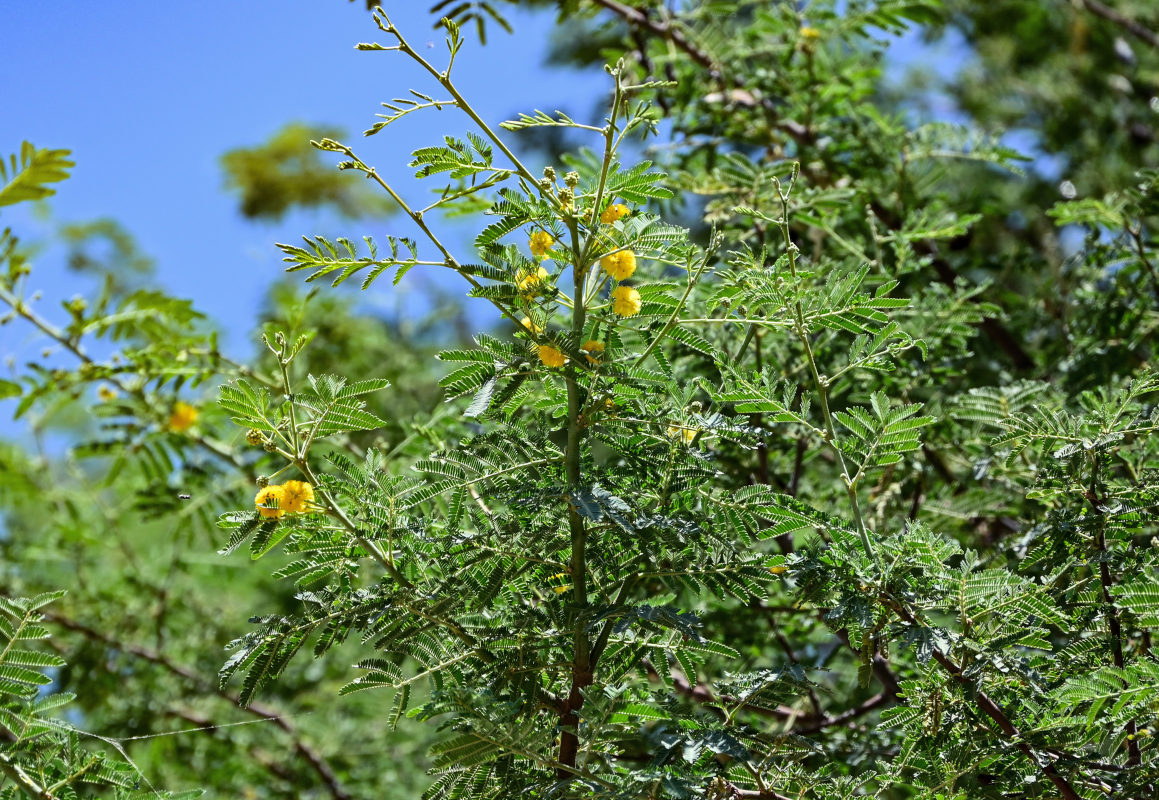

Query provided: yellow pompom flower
[97,385,117,402]
[281,480,316,514]
[529,230,554,258]
[601,250,636,281]
[168,401,198,432]
[518,315,544,336]
[255,485,287,519]
[581,340,605,364]
[769,565,789,575]
[667,424,698,445]
[611,286,642,317]
[538,344,567,368]
[800,26,822,40]
[600,203,630,224]
[516,266,550,298]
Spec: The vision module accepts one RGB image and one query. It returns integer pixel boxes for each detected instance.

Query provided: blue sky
[1,0,612,367]
[1,2,1005,408]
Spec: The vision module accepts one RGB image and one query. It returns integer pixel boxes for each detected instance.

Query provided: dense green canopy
[2,2,1158,798]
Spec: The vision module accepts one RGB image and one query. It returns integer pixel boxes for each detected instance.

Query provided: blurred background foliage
[221,122,397,221]
[1,0,1158,797]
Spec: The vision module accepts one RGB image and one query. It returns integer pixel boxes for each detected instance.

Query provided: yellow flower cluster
[168,402,198,433]
[800,26,821,40]
[611,286,642,317]
[518,315,544,336]
[245,429,266,447]
[516,266,550,298]
[528,231,554,257]
[254,480,316,520]
[601,249,636,281]
[581,340,604,364]
[97,385,117,402]
[666,424,699,445]
[600,203,630,224]
[538,344,567,368]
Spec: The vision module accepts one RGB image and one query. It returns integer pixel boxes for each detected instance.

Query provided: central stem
[559,220,591,776]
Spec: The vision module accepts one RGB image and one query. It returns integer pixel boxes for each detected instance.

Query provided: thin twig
[1081,0,1159,49]
[37,607,353,800]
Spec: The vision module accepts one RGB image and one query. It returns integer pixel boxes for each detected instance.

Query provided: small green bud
[256,475,270,488]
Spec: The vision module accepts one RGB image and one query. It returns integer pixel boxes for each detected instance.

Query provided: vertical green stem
[555,68,626,778]
[777,187,875,562]
[558,218,591,776]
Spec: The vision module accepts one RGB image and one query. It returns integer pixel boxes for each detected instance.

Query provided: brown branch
[592,0,1036,371]
[40,609,353,800]
[791,691,891,735]
[589,0,714,72]
[1086,465,1141,766]
[733,785,795,800]
[1081,0,1159,49]
[832,628,901,700]
[166,708,299,785]
[588,0,809,142]
[0,753,52,800]
[643,659,801,722]
[645,656,895,736]
[889,604,1082,800]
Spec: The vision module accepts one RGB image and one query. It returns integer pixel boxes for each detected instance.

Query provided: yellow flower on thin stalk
[667,424,699,445]
[600,203,631,224]
[255,485,287,519]
[611,286,642,317]
[281,480,316,514]
[168,401,198,433]
[516,266,550,298]
[518,315,544,336]
[601,250,636,281]
[97,385,117,402]
[538,344,567,368]
[581,340,605,365]
[528,231,554,258]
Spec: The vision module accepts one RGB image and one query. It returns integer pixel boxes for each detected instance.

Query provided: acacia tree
[214,3,1159,798]
[3,1,1159,799]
